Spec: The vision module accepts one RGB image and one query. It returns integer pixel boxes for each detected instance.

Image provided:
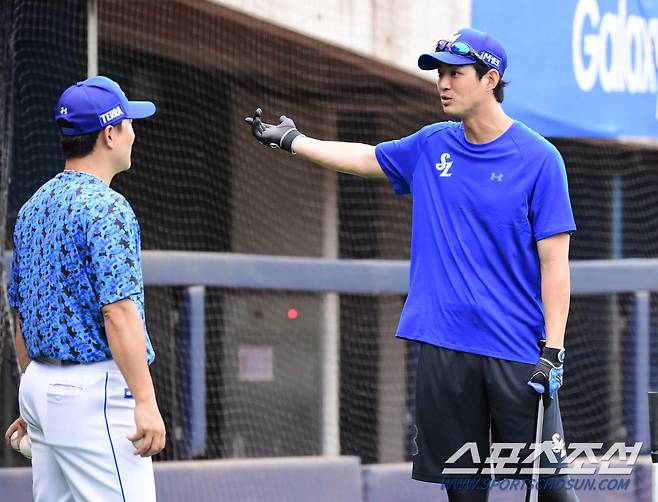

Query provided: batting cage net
[2,0,658,472]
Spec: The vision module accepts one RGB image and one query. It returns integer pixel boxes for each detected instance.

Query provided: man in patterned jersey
[4,76,165,501]
[246,28,578,502]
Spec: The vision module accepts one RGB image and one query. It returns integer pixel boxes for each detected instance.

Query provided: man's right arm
[103,299,165,457]
[292,137,384,178]
[86,202,165,457]
[245,108,385,178]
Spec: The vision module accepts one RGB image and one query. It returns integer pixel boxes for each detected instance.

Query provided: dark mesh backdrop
[2,0,658,468]
[553,139,658,448]
[0,0,20,468]
[1,0,88,467]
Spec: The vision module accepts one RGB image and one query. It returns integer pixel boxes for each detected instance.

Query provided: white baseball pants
[18,359,156,502]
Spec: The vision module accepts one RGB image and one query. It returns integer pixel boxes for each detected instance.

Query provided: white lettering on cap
[99,105,125,125]
[479,51,501,68]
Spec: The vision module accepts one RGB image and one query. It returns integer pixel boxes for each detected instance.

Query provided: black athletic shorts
[412,343,569,483]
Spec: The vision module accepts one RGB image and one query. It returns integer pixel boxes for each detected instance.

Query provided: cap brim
[125,100,156,119]
[418,52,475,70]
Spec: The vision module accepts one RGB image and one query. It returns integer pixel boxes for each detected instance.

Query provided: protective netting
[554,139,658,448]
[0,0,22,468]
[2,1,658,477]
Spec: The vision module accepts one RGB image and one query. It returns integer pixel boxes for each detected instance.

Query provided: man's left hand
[529,345,565,400]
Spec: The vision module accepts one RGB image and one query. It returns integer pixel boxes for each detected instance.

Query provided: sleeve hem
[99,291,141,309]
[534,226,576,241]
[374,146,411,195]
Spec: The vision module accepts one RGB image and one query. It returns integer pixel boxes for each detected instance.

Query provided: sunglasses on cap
[435,40,487,66]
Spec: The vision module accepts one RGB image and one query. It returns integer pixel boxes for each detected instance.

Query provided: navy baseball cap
[55,76,156,136]
[418,28,507,76]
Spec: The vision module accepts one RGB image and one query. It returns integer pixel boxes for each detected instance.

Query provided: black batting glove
[244,108,304,153]
[528,342,565,402]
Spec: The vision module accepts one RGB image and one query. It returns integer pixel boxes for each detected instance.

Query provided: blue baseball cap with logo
[418,28,507,76]
[55,76,156,136]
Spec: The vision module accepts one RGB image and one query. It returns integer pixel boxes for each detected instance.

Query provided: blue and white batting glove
[528,344,565,400]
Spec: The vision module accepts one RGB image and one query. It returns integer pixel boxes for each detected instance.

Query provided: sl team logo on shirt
[436,153,454,177]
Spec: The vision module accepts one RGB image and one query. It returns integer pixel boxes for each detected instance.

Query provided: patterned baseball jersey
[8,170,155,364]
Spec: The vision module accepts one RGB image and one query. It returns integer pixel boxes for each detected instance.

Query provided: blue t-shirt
[8,170,155,364]
[375,121,576,364]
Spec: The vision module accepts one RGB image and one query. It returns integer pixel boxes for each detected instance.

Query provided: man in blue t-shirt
[4,76,165,501]
[246,28,578,502]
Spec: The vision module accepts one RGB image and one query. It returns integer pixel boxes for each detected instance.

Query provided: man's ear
[486,69,500,92]
[98,125,115,149]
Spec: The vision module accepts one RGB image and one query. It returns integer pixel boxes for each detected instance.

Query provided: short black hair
[473,62,507,103]
[58,121,123,160]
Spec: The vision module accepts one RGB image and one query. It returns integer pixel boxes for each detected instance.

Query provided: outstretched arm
[245,108,385,178]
